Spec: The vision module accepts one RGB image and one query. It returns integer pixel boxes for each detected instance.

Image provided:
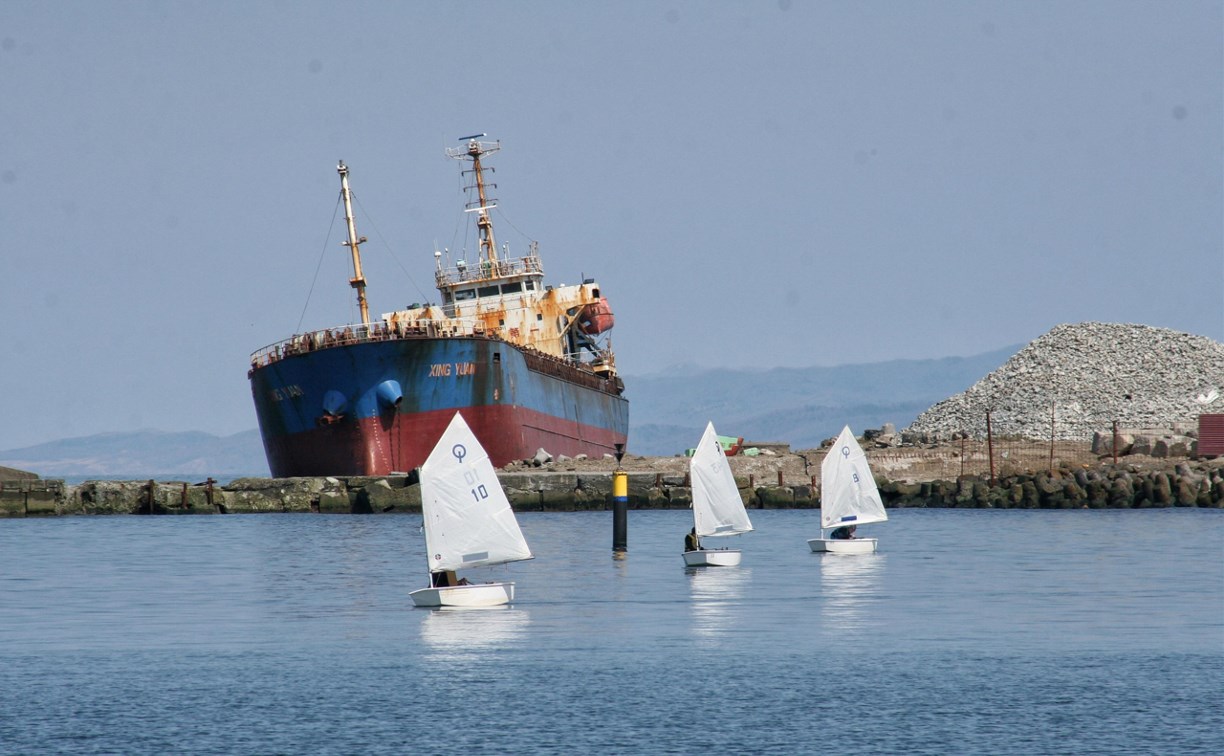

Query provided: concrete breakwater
[3,460,1222,516]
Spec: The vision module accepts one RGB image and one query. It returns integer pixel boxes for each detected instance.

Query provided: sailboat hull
[409,582,515,608]
[683,549,742,567]
[808,537,878,554]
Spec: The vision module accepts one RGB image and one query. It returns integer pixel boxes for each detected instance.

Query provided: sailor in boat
[430,571,470,587]
[829,524,857,540]
[685,527,703,552]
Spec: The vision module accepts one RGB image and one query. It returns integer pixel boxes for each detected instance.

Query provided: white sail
[691,421,754,538]
[820,425,888,530]
[420,413,533,573]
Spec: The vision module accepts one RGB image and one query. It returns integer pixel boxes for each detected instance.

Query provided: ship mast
[337,160,370,326]
[450,135,501,269]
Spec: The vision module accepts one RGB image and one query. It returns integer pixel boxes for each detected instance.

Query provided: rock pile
[905,323,1224,441]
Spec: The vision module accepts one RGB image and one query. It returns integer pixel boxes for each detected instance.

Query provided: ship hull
[249,336,628,477]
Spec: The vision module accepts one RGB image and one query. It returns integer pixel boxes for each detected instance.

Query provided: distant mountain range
[0,345,1017,480]
[627,345,1018,454]
[0,430,268,483]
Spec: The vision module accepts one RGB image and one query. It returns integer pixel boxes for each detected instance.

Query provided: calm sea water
[1,508,1221,755]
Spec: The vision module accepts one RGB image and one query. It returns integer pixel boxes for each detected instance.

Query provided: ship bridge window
[592,288,600,298]
[524,281,536,291]
[478,285,500,298]
[454,289,476,301]
[501,282,522,294]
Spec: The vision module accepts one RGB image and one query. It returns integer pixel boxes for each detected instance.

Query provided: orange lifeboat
[577,298,615,335]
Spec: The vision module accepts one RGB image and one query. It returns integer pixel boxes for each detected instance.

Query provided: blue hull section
[249,336,629,476]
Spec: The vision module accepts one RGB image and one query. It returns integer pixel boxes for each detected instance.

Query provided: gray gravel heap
[905,322,1224,440]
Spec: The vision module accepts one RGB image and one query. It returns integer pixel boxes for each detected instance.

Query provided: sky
[1,0,1220,450]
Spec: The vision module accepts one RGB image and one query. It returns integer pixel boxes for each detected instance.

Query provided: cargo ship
[248,136,628,477]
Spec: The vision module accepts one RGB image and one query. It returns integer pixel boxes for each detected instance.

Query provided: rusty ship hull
[250,333,628,476]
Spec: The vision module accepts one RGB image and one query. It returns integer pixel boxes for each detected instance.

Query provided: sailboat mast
[337,160,370,327]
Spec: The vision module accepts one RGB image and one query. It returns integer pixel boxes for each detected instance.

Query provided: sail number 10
[463,469,489,502]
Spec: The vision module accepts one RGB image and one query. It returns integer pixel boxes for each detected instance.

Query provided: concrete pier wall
[2,460,1222,517]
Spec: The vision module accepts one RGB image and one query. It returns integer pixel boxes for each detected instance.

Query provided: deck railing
[249,319,493,368]
[249,318,620,396]
[434,250,542,287]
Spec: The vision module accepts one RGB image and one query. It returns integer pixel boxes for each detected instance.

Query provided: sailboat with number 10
[409,412,533,608]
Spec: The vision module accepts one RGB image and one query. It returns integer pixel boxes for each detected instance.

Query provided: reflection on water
[818,553,885,632]
[687,566,751,645]
[418,606,531,661]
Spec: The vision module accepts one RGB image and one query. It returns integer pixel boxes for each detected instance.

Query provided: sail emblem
[841,446,851,457]
[452,443,467,462]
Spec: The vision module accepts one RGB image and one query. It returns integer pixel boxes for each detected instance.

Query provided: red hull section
[262,404,626,477]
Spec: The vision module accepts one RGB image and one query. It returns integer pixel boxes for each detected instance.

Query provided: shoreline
[3,450,1221,516]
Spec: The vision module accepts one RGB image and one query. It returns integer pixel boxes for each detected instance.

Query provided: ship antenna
[448,135,502,271]
[337,160,370,326]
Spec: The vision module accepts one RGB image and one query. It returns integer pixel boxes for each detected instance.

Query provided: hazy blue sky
[1,0,1220,450]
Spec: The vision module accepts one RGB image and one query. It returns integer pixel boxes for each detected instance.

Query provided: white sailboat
[684,421,754,567]
[409,413,534,607]
[808,425,888,555]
